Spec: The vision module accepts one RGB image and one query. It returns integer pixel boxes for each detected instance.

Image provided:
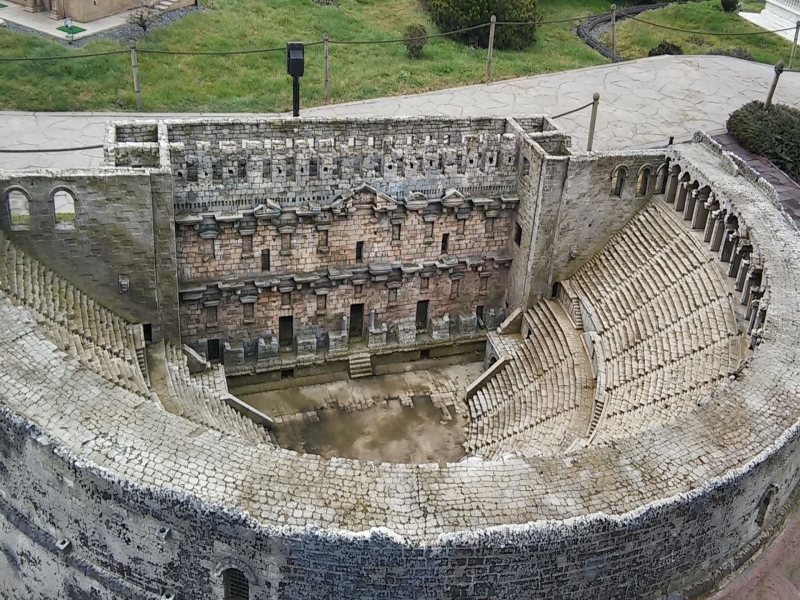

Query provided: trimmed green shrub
[720,0,738,12]
[403,24,428,58]
[648,41,683,56]
[727,101,800,183]
[423,0,539,50]
[707,46,754,61]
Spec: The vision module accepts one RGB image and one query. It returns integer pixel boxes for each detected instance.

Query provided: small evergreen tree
[403,24,428,59]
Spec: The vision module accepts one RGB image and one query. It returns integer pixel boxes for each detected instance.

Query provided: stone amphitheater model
[0,115,798,600]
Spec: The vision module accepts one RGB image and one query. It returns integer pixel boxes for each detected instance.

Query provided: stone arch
[49,186,77,231]
[3,186,31,231]
[611,164,629,197]
[755,485,778,528]
[636,164,653,197]
[215,558,257,600]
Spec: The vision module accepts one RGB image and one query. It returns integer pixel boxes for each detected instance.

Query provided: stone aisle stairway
[349,352,373,379]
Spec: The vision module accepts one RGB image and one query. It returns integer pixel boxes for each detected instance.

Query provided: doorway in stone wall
[207,339,221,362]
[350,304,364,339]
[279,316,294,349]
[416,300,429,332]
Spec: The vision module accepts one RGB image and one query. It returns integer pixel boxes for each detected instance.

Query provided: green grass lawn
[0,0,611,112]
[604,0,794,65]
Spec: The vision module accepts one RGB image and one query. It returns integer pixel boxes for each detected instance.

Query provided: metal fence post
[587,92,600,152]
[129,42,143,111]
[323,33,330,104]
[765,60,784,108]
[486,15,497,79]
[610,4,617,63]
[790,20,799,70]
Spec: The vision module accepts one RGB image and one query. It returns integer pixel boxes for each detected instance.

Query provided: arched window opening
[223,568,250,600]
[755,486,777,528]
[611,167,628,197]
[488,356,498,366]
[53,189,76,230]
[6,188,30,231]
[637,168,651,197]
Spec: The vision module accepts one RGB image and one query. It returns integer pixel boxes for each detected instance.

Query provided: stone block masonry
[2,115,800,599]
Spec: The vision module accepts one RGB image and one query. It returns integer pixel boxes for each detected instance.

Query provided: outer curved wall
[2,404,799,600]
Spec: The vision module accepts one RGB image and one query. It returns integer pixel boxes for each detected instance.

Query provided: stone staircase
[349,352,373,379]
[154,0,183,13]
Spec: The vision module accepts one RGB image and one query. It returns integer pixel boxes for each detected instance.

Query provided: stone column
[691,189,711,230]
[682,188,697,221]
[709,212,727,252]
[665,169,680,203]
[675,181,690,213]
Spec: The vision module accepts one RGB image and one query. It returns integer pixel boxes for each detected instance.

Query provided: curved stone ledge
[2,135,800,598]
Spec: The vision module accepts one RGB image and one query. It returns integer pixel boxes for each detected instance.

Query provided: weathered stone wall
[2,402,799,600]
[110,117,526,212]
[176,186,512,360]
[551,150,666,284]
[506,140,666,308]
[0,170,179,342]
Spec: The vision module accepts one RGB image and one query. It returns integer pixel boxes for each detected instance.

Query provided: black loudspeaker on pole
[286,42,305,118]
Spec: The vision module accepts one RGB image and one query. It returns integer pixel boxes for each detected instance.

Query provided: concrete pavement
[2,55,799,170]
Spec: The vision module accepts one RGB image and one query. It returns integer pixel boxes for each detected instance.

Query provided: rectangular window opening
[237,158,247,179]
[207,305,217,325]
[281,233,291,253]
[261,249,271,271]
[281,368,295,380]
[143,323,153,343]
[318,229,328,249]
[456,220,465,235]
[485,217,495,236]
[514,223,522,246]
[243,303,254,322]
[317,294,327,312]
[242,235,253,256]
[281,292,292,307]
[392,224,401,242]
[420,277,429,292]
[450,279,460,299]
[441,233,450,255]
[356,241,364,262]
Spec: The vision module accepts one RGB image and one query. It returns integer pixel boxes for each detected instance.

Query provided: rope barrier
[0,50,127,62]
[328,23,490,45]
[551,101,594,120]
[626,15,796,36]
[0,144,104,153]
[138,45,285,56]
[0,9,794,60]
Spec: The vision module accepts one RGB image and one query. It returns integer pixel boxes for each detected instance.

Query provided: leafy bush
[727,101,800,183]
[648,41,684,56]
[423,0,539,50]
[707,46,754,61]
[720,0,738,12]
[402,24,428,58]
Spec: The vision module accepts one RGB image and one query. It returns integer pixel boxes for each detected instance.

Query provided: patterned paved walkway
[2,55,800,170]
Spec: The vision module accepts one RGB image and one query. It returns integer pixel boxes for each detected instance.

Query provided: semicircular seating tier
[464,199,745,458]
[465,300,594,458]
[0,233,272,446]
[570,201,744,445]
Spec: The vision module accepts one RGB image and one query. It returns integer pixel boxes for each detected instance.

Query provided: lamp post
[286,42,305,118]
